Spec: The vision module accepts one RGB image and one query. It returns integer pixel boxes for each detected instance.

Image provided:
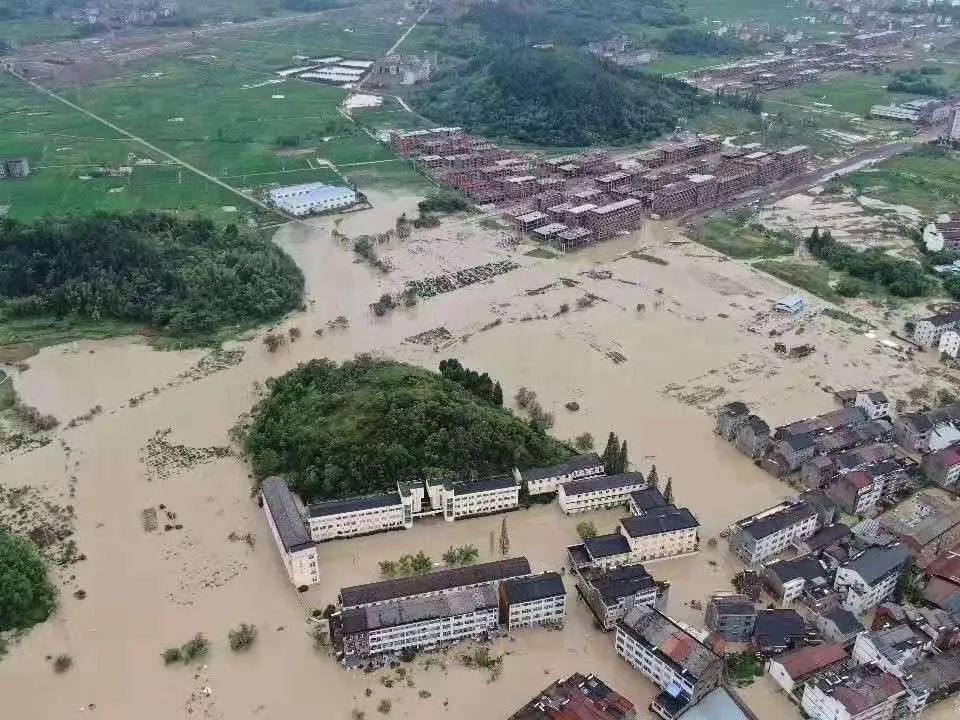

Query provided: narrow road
[7,69,276,215]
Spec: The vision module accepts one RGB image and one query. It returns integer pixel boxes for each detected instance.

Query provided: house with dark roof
[442,475,520,520]
[834,544,910,615]
[810,606,864,645]
[855,391,890,420]
[923,543,960,612]
[752,608,810,655]
[716,401,750,440]
[852,624,930,677]
[902,649,960,716]
[762,556,829,604]
[339,557,531,609]
[922,444,960,491]
[558,472,647,514]
[729,500,819,566]
[705,594,757,642]
[516,453,606,496]
[795,523,851,557]
[615,605,723,719]
[799,490,838,530]
[767,643,849,695]
[772,432,818,473]
[628,487,669,516]
[736,416,770,459]
[619,506,700,562]
[308,492,413,541]
[500,572,566,629]
[575,563,668,630]
[260,477,319,587]
[803,456,837,489]
[825,470,882,517]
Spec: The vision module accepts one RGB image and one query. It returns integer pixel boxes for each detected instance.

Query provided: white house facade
[260,477,319,587]
[442,476,519,520]
[558,472,647,514]
[500,573,567,629]
[308,493,413,541]
[517,453,606,495]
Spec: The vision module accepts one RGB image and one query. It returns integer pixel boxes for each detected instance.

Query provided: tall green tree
[602,432,619,474]
[617,440,629,474]
[0,529,56,632]
[499,518,510,557]
[648,464,659,489]
[664,477,674,504]
[492,382,504,406]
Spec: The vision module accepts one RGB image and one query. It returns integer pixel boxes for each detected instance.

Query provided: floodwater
[1,189,955,719]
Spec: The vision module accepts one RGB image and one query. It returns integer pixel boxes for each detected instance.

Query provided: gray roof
[620,507,699,538]
[340,557,531,607]
[753,609,807,650]
[719,401,749,417]
[340,585,498,635]
[502,572,565,605]
[584,533,632,559]
[903,649,960,695]
[863,624,925,665]
[260,477,314,554]
[802,523,851,552]
[866,391,889,404]
[584,564,658,605]
[561,472,646,497]
[448,474,517,494]
[735,501,818,541]
[842,544,910,585]
[308,492,402,518]
[520,453,604,482]
[618,605,720,680]
[629,488,669,513]
[709,594,756,617]
[921,310,960,328]
[822,607,863,635]
[766,556,827,584]
[784,433,817,452]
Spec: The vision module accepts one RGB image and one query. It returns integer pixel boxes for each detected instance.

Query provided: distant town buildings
[0,157,29,178]
[268,182,358,217]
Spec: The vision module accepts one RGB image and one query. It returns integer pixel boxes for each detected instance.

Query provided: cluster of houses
[260,453,701,589]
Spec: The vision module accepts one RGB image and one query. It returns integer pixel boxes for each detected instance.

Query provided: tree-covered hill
[0,212,304,339]
[245,357,572,501]
[413,47,706,147]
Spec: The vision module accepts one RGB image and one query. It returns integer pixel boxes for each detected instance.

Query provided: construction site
[391,128,811,251]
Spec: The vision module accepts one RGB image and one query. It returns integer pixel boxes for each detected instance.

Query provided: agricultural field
[681,0,846,39]
[693,215,796,259]
[0,7,431,221]
[830,145,960,216]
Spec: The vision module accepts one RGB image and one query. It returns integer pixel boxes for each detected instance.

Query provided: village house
[628,487,669,516]
[508,673,637,720]
[715,401,750,440]
[704,594,757,642]
[729,500,820,566]
[825,470,882,517]
[810,606,864,645]
[735,416,770,459]
[441,475,520,520]
[878,489,960,566]
[335,586,499,663]
[795,522,851,557]
[763,556,830,604]
[901,649,960,716]
[499,573,566,630]
[615,605,723,719]
[923,543,960,613]
[895,403,960,453]
[803,456,837,489]
[940,330,960,359]
[767,643,849,696]
[770,433,818,474]
[557,472,647,514]
[260,477,319,587]
[618,507,700,562]
[834,544,910,615]
[855,391,891,421]
[575,563,668,630]
[798,490,839,530]
[307,492,413,541]
[922,445,960,490]
[567,532,634,571]
[752,608,810,655]
[851,624,930,677]
[516,453,606,496]
[912,310,960,348]
[801,666,907,720]
[339,557,531,610]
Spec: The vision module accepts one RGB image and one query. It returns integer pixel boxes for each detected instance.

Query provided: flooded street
[0,188,953,719]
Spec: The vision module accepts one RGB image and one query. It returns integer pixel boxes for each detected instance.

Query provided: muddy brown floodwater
[1,189,956,719]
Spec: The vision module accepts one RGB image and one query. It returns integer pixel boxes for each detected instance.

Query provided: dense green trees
[0,529,56,632]
[806,228,931,298]
[245,357,571,501]
[888,68,948,97]
[439,358,502,406]
[656,28,752,56]
[0,212,304,338]
[414,47,706,147]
